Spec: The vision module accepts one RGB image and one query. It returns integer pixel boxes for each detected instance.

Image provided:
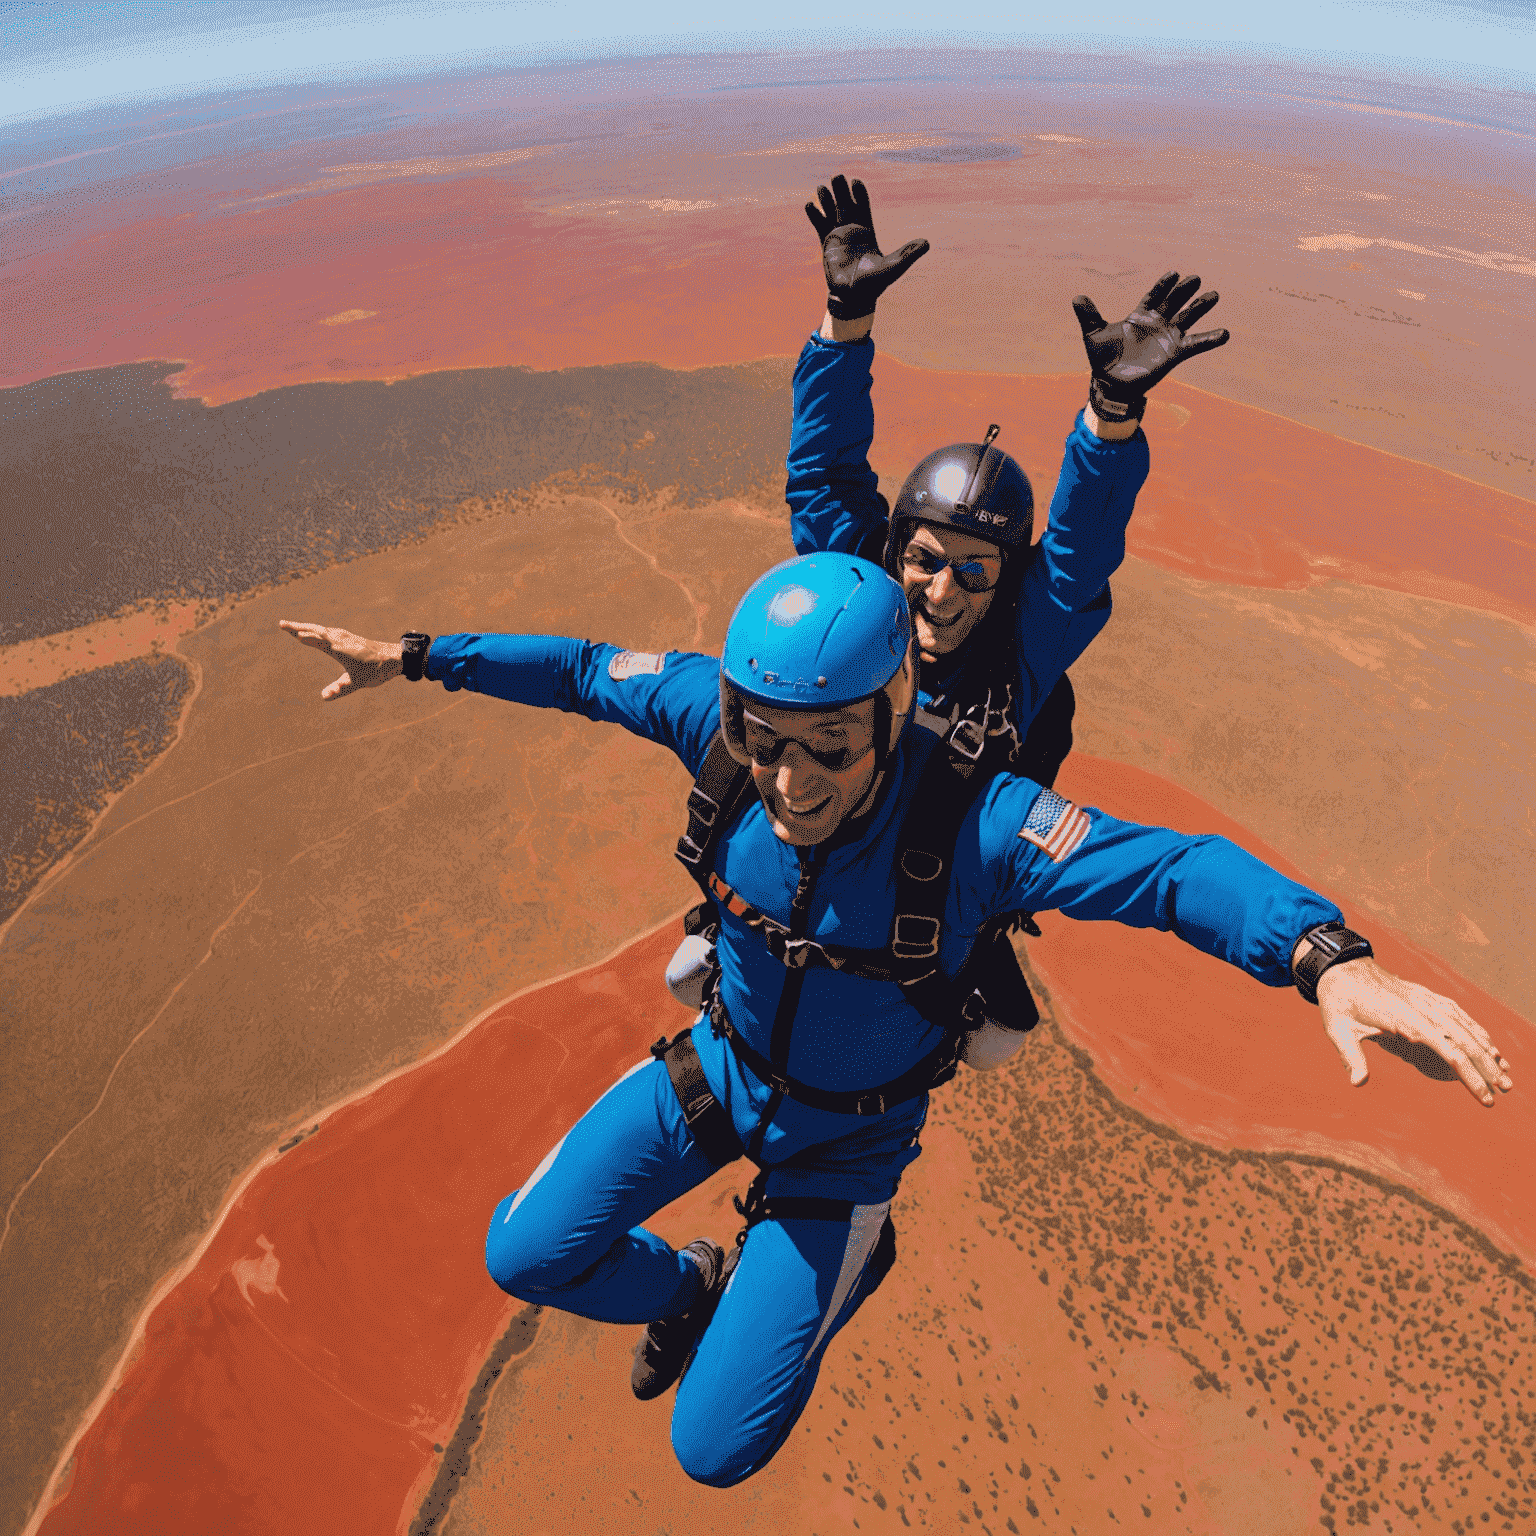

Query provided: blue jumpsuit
[427,633,1341,1487]
[785,331,1151,736]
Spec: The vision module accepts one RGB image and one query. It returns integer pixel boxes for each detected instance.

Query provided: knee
[484,1191,554,1297]
[671,1411,758,1489]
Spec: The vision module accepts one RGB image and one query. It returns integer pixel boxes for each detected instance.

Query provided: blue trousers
[485,1052,910,1487]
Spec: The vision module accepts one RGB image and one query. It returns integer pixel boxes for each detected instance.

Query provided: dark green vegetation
[932,996,1536,1533]
[2,357,794,645]
[2,655,194,925]
[410,1306,545,1536]
[5,355,794,927]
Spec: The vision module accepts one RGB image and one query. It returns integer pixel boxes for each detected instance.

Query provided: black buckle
[892,914,941,959]
[676,834,705,866]
[852,1091,888,1116]
[686,785,721,827]
[780,936,832,970]
[947,717,988,762]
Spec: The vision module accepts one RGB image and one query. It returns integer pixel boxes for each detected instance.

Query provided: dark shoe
[631,1239,727,1401]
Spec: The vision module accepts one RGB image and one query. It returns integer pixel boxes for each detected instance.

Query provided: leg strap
[731,1172,898,1299]
[732,1169,854,1233]
[651,1031,745,1170]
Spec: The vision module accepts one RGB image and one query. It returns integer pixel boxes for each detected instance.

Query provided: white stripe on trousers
[803,1201,891,1361]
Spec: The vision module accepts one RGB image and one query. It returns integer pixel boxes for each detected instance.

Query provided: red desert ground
[3,44,1533,1536]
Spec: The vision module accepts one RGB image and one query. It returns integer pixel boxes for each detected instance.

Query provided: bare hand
[1316,957,1514,1107]
[278,620,403,700]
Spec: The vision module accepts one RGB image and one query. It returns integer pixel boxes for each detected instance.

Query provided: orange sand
[868,359,1536,627]
[1037,754,1532,1263]
[32,928,684,1536]
[3,178,821,406]
[31,757,1531,1534]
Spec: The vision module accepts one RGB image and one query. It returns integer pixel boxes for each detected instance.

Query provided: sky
[2,0,1533,123]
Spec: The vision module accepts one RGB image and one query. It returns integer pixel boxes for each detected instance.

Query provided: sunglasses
[741,713,875,772]
[900,544,1002,594]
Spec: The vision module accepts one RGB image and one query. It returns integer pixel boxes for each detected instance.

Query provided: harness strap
[711,997,958,1117]
[915,671,1022,775]
[887,748,976,974]
[676,735,754,878]
[733,1169,855,1230]
[729,1173,899,1302]
[650,1031,744,1170]
[706,870,903,979]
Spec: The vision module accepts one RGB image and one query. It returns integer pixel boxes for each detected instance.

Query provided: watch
[400,632,432,682]
[1291,920,1374,1005]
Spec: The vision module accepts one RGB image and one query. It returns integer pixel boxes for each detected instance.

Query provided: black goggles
[900,544,1002,593]
[740,712,875,772]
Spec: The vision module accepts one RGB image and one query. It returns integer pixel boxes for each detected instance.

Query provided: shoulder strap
[675,733,754,891]
[885,744,991,986]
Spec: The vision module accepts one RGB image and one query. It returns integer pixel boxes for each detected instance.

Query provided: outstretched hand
[1072,271,1229,415]
[1316,957,1514,1107]
[805,174,930,320]
[279,620,402,700]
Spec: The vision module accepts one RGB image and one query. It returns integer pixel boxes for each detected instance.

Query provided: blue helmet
[720,554,916,768]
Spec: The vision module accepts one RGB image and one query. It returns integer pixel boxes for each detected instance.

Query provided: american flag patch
[1018,789,1091,863]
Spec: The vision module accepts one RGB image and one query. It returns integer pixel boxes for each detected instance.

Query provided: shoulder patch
[607,649,666,681]
[1018,788,1091,863]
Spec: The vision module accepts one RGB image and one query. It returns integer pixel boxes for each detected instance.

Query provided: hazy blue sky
[4,0,1533,122]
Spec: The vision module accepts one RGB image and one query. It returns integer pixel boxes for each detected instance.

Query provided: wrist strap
[1291,920,1373,1005]
[1088,378,1147,424]
[400,632,432,683]
[825,290,876,321]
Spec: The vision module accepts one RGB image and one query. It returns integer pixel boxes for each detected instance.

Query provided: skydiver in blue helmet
[281,566,1510,1490]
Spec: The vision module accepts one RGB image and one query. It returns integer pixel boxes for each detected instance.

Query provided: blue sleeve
[425,634,723,776]
[1031,411,1149,615]
[973,778,1341,987]
[785,333,889,564]
[1010,412,1151,721]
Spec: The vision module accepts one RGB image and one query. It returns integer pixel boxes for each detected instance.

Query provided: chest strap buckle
[946,717,988,761]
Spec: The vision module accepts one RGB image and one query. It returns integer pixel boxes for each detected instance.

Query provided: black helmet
[881,424,1034,576]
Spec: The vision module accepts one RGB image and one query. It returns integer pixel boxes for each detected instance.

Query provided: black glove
[805,174,930,320]
[1072,272,1229,423]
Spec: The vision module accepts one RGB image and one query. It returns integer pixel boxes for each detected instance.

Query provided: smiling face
[742,699,881,846]
[897,522,1003,663]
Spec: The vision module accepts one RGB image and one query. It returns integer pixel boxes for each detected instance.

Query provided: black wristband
[1087,378,1147,425]
[825,290,876,321]
[1291,920,1374,1005]
[400,632,432,682]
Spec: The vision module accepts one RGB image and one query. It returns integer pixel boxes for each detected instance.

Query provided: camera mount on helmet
[720,554,917,774]
[881,424,1035,577]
